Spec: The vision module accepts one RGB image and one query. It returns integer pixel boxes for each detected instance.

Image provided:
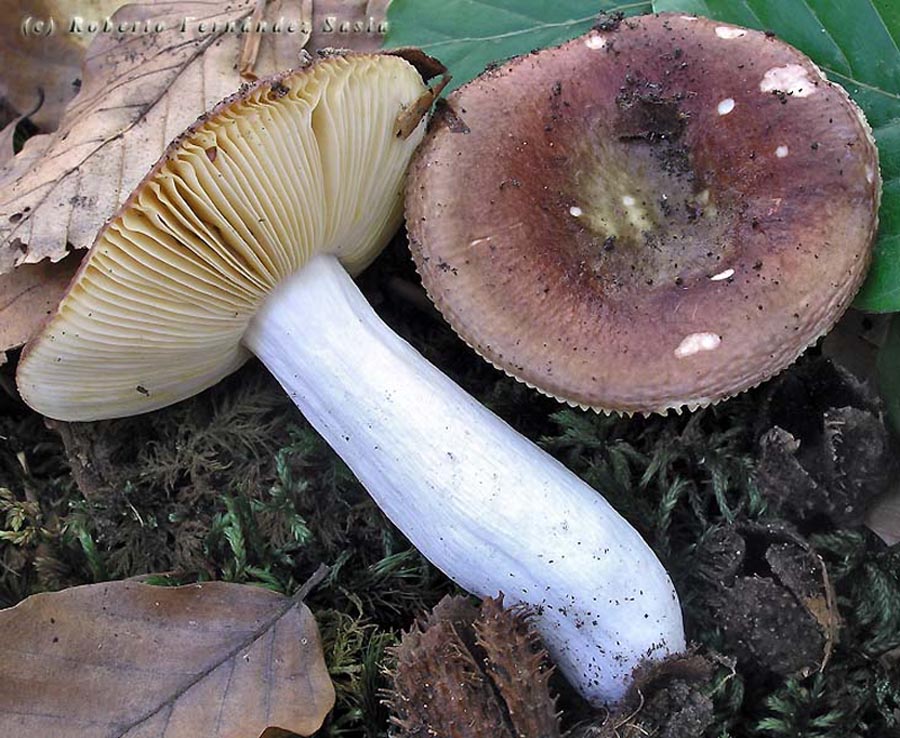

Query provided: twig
[238,0,268,80]
[815,551,840,671]
[293,563,330,603]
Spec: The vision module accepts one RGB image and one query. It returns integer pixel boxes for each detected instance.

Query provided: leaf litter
[0,576,334,737]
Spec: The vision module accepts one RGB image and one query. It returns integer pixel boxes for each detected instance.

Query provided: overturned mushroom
[16,52,683,705]
[407,13,881,414]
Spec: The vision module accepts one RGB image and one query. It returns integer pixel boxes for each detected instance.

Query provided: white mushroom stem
[242,253,685,705]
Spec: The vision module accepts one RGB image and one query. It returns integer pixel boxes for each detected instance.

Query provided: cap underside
[407,14,881,414]
[19,54,429,420]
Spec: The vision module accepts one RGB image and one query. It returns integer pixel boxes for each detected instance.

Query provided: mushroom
[16,51,684,705]
[407,13,881,415]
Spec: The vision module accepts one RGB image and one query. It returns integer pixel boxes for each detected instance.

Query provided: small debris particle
[593,11,624,32]
[269,81,290,98]
[499,178,522,190]
[760,64,816,98]
[715,26,747,39]
[675,332,721,359]
[710,268,735,281]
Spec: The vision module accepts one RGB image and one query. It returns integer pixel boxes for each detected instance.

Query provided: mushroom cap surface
[18,53,432,421]
[407,13,880,414]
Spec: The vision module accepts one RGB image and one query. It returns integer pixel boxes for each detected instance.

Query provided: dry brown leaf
[804,552,841,673]
[0,117,19,165]
[866,479,900,546]
[0,0,290,274]
[239,0,277,78]
[0,579,335,737]
[0,249,79,354]
[0,0,391,276]
[0,0,125,130]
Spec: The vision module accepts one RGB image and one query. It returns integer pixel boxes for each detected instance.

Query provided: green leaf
[384,0,652,92]
[652,0,900,311]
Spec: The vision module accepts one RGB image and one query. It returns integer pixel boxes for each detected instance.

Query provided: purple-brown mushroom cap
[406,13,881,414]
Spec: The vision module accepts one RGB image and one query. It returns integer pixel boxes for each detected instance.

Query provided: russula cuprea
[407,13,881,414]
[16,52,684,705]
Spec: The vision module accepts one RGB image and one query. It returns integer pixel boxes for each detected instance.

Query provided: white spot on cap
[717,98,735,116]
[680,15,698,21]
[866,165,875,184]
[760,64,816,98]
[675,332,722,359]
[569,205,583,217]
[716,26,746,39]
[622,195,636,207]
[710,268,735,281]
[585,35,607,49]
[776,145,789,158]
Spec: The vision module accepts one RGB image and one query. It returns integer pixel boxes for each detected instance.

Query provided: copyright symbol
[21,16,55,36]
